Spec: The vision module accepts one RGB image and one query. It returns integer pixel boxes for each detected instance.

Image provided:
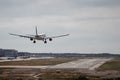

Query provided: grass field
[0,68,120,80]
[97,58,120,71]
[0,68,101,80]
[0,57,79,66]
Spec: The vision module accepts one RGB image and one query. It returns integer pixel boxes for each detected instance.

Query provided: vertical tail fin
[36,26,38,35]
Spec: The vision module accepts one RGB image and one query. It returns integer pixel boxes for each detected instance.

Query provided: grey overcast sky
[0,0,120,53]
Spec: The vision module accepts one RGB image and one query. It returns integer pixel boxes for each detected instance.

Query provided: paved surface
[50,58,112,70]
[0,58,112,70]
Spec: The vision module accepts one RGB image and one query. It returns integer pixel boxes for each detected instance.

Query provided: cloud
[0,0,120,53]
[0,0,120,18]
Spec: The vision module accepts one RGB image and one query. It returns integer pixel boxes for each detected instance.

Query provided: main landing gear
[33,40,36,43]
[30,38,36,43]
[43,38,52,43]
[44,40,47,44]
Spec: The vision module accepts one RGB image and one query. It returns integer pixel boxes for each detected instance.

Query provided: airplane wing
[9,33,35,39]
[46,34,69,39]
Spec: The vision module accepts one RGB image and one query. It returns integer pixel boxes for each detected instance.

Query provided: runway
[0,58,111,70]
[50,58,111,70]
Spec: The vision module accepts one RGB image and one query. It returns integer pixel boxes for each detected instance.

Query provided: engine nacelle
[30,38,33,41]
[49,38,52,41]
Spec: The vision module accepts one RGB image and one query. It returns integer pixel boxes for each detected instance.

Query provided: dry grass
[38,72,86,80]
[0,57,79,66]
[0,67,120,80]
[97,58,120,71]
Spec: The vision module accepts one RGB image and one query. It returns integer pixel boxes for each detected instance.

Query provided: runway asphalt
[50,58,112,70]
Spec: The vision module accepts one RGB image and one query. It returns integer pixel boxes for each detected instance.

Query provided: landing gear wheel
[44,41,47,44]
[33,40,36,43]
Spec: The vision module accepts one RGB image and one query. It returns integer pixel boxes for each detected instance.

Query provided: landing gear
[33,40,36,43]
[44,40,47,44]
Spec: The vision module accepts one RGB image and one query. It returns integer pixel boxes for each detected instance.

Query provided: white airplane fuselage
[35,34,46,41]
[9,27,69,44]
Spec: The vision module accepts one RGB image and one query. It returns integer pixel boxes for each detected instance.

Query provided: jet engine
[49,38,52,41]
[30,38,33,41]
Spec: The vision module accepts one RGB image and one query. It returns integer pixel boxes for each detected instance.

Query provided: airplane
[9,27,69,43]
